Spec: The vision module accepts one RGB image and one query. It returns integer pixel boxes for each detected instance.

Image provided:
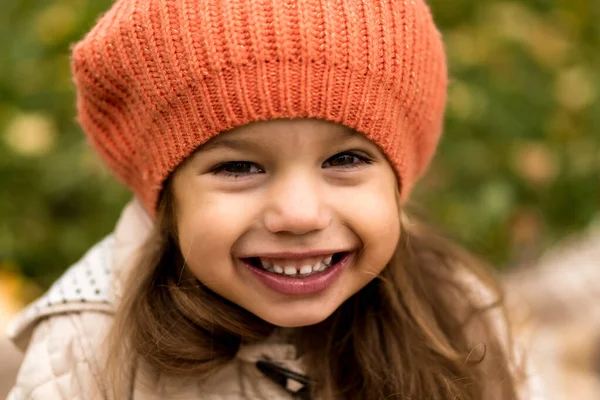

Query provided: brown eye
[211,162,264,177]
[323,152,372,169]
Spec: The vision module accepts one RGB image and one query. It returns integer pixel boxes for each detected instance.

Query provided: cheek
[343,171,400,270]
[174,186,258,271]
[356,194,400,270]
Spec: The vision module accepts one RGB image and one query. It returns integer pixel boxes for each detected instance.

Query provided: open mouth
[242,252,349,278]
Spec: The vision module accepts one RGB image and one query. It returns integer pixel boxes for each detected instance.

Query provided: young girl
[6,0,540,399]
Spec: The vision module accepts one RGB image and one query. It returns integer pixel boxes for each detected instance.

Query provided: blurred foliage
[417,0,600,269]
[0,0,598,294]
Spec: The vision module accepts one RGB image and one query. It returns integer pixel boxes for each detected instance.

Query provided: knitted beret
[72,0,447,216]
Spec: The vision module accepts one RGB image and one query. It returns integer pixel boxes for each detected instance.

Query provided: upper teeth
[259,255,334,276]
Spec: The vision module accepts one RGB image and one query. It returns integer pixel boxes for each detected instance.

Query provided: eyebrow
[197,126,361,153]
[198,137,259,153]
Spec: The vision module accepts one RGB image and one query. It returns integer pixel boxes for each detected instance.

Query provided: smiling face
[172,118,400,327]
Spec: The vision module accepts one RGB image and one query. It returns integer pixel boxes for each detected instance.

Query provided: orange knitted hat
[72,0,447,216]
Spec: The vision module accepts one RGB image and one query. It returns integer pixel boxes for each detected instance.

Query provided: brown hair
[105,179,523,399]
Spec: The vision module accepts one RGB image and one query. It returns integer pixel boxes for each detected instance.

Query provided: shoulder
[5,199,154,399]
[5,236,118,400]
[6,235,116,351]
[451,264,546,400]
[5,200,155,399]
[7,198,153,350]
[6,311,113,400]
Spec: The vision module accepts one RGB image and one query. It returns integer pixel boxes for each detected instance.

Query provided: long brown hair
[105,179,523,399]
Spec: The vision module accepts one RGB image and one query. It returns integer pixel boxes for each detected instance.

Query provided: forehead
[201,118,364,150]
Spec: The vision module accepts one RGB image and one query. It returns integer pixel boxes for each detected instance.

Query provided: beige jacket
[6,200,545,399]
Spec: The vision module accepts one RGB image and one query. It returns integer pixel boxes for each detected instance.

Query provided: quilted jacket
[6,200,545,399]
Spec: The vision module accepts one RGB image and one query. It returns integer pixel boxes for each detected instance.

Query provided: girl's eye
[323,152,372,169]
[211,161,264,177]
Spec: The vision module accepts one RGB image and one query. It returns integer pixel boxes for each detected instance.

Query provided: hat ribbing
[72,0,447,216]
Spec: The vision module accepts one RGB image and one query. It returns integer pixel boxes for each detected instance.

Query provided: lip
[241,252,352,296]
[241,250,345,259]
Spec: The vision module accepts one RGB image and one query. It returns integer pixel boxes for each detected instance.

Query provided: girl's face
[173,118,400,327]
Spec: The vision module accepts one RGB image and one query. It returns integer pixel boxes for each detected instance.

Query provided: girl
[6,0,540,399]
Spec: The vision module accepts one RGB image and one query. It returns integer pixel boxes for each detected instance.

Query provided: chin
[256,304,337,328]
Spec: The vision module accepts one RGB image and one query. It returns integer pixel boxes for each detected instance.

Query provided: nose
[263,173,331,235]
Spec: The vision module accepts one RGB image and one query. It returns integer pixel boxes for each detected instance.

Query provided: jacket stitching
[46,317,72,400]
[20,361,90,400]
[66,312,110,399]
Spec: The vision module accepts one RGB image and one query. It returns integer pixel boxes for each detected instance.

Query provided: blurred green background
[1,0,598,301]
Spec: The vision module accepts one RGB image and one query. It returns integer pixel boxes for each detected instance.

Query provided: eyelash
[210,151,373,178]
[323,152,373,169]
[210,161,264,178]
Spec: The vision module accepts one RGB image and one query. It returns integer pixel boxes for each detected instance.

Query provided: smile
[245,253,345,277]
[240,252,353,296]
